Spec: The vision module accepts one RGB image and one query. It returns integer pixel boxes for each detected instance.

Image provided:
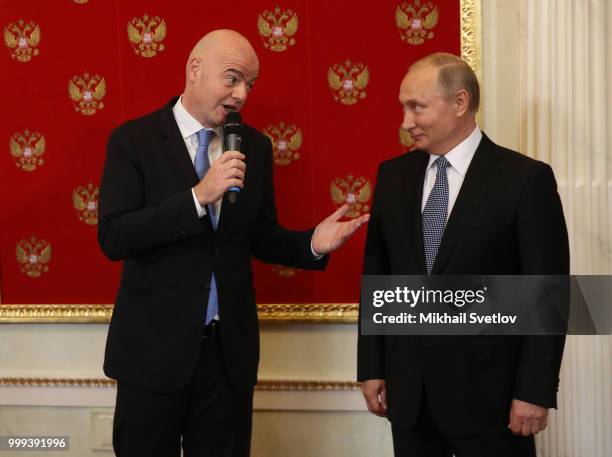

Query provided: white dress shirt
[421,126,483,220]
[172,96,223,219]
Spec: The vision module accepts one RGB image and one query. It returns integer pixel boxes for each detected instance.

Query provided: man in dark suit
[98,29,368,457]
[358,53,569,457]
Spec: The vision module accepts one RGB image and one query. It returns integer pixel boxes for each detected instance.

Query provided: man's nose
[232,83,247,103]
[402,110,415,130]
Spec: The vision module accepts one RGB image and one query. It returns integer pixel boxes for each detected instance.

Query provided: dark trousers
[391,399,536,457]
[112,329,253,457]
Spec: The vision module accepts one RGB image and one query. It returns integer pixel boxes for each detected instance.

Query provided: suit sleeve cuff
[310,238,324,259]
[191,188,207,218]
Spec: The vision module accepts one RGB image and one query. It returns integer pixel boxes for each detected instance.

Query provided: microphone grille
[224,111,243,136]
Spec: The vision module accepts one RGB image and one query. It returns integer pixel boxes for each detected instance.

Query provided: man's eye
[226,76,237,84]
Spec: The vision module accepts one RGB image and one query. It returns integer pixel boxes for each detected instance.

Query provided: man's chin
[413,139,428,150]
[206,115,224,129]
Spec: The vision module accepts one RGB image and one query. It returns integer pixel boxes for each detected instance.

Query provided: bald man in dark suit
[99,29,368,457]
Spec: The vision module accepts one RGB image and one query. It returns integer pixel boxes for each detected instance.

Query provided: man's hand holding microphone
[192,150,245,207]
[193,111,245,207]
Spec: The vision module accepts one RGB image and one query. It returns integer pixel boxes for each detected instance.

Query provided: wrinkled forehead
[399,65,440,101]
[210,44,259,79]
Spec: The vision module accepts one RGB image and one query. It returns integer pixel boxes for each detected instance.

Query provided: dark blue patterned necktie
[422,156,450,274]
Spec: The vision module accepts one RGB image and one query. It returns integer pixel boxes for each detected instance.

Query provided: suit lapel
[216,192,233,234]
[158,97,215,230]
[410,153,429,274]
[431,134,503,274]
[392,152,429,274]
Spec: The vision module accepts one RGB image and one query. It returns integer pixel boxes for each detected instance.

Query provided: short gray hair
[410,52,480,113]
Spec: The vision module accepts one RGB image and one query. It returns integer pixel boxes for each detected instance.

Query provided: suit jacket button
[215,248,221,256]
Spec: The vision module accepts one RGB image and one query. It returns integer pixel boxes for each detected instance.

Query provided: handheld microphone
[223,111,243,204]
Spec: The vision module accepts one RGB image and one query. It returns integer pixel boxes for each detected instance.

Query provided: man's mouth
[222,104,237,113]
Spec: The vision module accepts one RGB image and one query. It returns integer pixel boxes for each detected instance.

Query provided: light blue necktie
[422,156,450,275]
[195,128,218,324]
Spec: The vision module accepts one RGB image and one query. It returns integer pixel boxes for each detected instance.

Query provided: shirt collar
[427,126,482,176]
[172,96,222,139]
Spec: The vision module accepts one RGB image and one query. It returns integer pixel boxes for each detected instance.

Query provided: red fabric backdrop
[1,0,460,304]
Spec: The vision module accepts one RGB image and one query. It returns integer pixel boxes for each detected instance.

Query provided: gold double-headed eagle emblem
[257,7,298,52]
[16,237,52,278]
[263,123,302,166]
[328,61,369,105]
[4,20,40,62]
[73,182,99,225]
[271,265,299,278]
[10,130,46,171]
[396,1,439,45]
[68,72,106,115]
[399,127,415,151]
[127,14,167,58]
[330,175,372,219]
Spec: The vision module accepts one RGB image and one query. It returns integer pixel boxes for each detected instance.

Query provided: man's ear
[455,89,469,117]
[188,57,202,83]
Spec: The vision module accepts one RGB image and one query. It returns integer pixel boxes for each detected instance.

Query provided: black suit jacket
[98,97,327,393]
[357,133,569,436]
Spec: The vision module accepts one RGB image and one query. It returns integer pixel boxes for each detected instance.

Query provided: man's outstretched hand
[311,204,370,255]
